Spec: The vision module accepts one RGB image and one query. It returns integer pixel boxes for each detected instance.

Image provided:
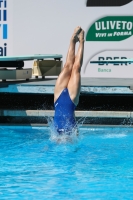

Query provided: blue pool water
[0,126,133,200]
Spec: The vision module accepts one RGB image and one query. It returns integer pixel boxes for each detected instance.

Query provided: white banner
[84,51,133,78]
[12,0,133,78]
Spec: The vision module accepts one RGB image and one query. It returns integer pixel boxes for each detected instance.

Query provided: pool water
[0,126,133,200]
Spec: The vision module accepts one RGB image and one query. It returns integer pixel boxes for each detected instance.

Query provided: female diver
[54,26,84,134]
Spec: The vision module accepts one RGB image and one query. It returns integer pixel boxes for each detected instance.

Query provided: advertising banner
[86,16,133,41]
[84,0,133,78]
[84,51,133,78]
[12,0,133,78]
[86,0,132,7]
[0,0,13,56]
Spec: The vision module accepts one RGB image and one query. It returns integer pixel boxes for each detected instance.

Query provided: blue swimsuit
[54,88,76,134]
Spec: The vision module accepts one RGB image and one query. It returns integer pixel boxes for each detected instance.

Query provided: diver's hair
[86,0,132,6]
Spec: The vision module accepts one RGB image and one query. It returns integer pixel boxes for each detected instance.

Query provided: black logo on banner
[86,0,132,7]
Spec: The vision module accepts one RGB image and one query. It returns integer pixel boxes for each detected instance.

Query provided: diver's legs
[54,26,81,102]
[68,30,84,106]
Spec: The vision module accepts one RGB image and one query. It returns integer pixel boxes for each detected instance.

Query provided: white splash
[46,116,86,144]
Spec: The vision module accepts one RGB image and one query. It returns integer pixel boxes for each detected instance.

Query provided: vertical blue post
[3,10,7,21]
[4,0,6,8]
[3,24,7,39]
[0,10,1,21]
[0,0,3,8]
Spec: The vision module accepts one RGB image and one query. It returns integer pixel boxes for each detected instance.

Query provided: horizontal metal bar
[0,110,131,118]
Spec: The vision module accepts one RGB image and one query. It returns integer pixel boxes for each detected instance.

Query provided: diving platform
[0,54,63,81]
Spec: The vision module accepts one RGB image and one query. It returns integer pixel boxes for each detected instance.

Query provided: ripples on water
[1,120,133,199]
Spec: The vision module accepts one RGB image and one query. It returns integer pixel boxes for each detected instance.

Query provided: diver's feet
[71,26,82,43]
[78,29,85,43]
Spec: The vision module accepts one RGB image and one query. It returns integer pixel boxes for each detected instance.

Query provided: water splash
[46,116,87,144]
[45,112,133,143]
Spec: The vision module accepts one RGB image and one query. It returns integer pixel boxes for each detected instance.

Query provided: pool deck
[1,77,133,125]
[0,77,133,94]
